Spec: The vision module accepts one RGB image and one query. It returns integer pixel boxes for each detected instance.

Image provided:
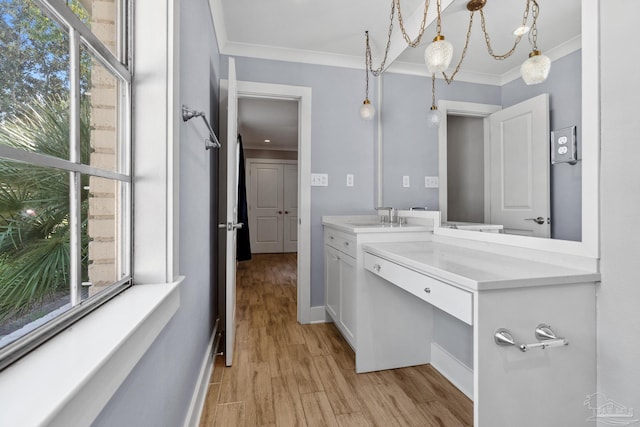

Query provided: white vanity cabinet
[362,240,601,427]
[322,215,435,366]
[323,229,357,347]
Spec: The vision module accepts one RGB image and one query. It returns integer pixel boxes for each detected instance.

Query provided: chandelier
[360,0,550,124]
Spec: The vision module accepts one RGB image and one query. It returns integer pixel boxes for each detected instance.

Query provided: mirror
[376,0,598,258]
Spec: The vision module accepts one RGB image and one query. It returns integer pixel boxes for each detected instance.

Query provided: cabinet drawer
[364,252,473,325]
[325,229,357,258]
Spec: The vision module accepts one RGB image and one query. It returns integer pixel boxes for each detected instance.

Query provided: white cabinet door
[339,254,356,345]
[324,245,340,320]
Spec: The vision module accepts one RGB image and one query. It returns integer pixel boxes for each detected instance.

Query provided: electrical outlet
[311,173,329,187]
[402,176,410,188]
[425,176,439,188]
[346,174,354,187]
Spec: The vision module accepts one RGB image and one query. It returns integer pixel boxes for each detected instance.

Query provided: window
[0,0,131,370]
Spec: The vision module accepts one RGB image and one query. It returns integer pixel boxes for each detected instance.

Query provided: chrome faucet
[376,206,397,224]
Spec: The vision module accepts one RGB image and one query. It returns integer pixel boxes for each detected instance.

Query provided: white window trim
[0,278,182,426]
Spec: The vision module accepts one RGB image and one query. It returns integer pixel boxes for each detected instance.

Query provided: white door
[249,162,284,253]
[283,163,298,252]
[489,93,550,237]
[225,58,240,367]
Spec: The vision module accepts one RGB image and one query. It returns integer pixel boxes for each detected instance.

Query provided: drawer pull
[424,287,431,294]
[329,236,334,240]
[344,242,349,246]
[373,264,381,272]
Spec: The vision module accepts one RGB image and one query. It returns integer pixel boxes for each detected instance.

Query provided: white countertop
[322,215,431,234]
[362,241,600,291]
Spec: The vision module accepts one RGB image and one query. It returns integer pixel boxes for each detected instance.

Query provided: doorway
[233,80,313,324]
[438,97,550,238]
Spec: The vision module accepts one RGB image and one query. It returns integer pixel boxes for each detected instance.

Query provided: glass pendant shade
[425,35,454,74]
[520,50,551,85]
[427,107,441,128]
[360,99,375,120]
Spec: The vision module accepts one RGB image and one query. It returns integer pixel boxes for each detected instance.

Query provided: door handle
[219,222,244,231]
[284,211,289,214]
[278,211,283,215]
[524,216,545,225]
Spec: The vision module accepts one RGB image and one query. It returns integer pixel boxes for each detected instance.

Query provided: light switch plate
[311,173,329,186]
[551,126,577,165]
[346,174,354,187]
[425,176,439,188]
[402,176,410,188]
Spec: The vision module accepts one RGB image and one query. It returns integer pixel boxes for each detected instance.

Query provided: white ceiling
[216,0,581,151]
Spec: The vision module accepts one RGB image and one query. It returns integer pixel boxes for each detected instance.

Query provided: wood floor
[199,253,473,427]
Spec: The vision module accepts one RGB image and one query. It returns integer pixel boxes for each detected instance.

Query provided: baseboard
[430,343,474,400]
[183,322,219,427]
[309,305,330,323]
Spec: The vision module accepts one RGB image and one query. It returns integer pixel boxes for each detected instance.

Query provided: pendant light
[360,31,378,120]
[360,99,375,120]
[521,50,551,85]
[425,0,453,73]
[361,0,550,126]
[519,2,550,85]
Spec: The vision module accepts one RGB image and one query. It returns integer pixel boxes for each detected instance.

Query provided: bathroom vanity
[322,214,433,355]
[323,214,600,427]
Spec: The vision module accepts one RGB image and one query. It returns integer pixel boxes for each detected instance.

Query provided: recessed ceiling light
[264,139,271,143]
[513,25,530,36]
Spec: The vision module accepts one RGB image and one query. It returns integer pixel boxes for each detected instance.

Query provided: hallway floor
[199,253,472,426]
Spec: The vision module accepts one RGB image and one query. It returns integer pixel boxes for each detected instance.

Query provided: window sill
[0,277,182,426]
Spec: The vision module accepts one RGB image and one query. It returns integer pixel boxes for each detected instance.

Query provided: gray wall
[93,0,221,425]
[502,50,582,241]
[381,73,501,209]
[447,115,485,223]
[221,56,376,306]
[598,0,640,417]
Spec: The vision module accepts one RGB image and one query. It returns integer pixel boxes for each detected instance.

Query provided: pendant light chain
[396,0,431,47]
[442,11,474,84]
[528,0,540,50]
[435,0,442,36]
[364,33,371,100]
[480,0,535,60]
[365,0,396,77]
[431,73,437,108]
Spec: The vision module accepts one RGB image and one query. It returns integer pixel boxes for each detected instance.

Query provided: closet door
[249,162,284,253]
[282,163,298,252]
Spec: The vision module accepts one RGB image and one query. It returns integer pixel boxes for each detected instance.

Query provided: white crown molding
[499,34,582,85]
[222,41,364,70]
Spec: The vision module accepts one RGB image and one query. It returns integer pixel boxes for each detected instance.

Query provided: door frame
[236,80,313,324]
[246,158,298,253]
[437,100,501,224]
